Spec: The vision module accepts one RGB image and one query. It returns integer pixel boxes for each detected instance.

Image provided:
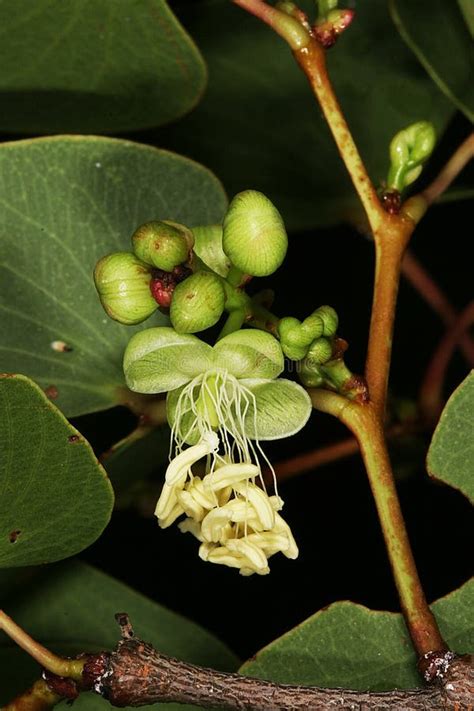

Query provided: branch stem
[419,301,474,424]
[422,132,474,206]
[293,41,385,235]
[232,0,310,49]
[310,391,446,655]
[0,610,84,681]
[366,214,415,416]
[402,250,474,365]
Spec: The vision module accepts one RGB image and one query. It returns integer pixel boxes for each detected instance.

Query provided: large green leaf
[459,0,474,38]
[157,0,454,230]
[0,561,239,709]
[0,0,206,133]
[427,371,474,504]
[241,579,473,690]
[0,375,113,568]
[391,0,474,122]
[0,136,227,417]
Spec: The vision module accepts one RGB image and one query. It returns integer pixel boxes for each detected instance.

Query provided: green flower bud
[300,312,324,342]
[222,190,288,277]
[299,367,324,388]
[170,272,225,334]
[278,317,301,343]
[315,305,338,336]
[192,224,231,278]
[93,252,157,325]
[387,122,436,191]
[131,220,192,272]
[306,337,333,365]
[282,342,308,361]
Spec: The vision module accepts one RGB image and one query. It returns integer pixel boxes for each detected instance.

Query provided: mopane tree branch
[5,615,474,711]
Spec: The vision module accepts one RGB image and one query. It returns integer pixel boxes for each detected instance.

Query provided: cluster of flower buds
[278,306,367,400]
[94,220,193,324]
[94,190,288,335]
[278,305,338,361]
[155,432,298,576]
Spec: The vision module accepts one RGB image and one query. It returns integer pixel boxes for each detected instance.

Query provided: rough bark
[78,615,473,710]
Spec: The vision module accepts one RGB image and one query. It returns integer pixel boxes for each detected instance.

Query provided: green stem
[232,0,310,49]
[0,610,84,680]
[246,303,280,336]
[310,391,447,656]
[217,308,246,339]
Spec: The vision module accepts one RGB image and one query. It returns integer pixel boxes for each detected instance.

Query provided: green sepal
[123,327,214,394]
[192,225,231,278]
[214,330,284,380]
[239,378,312,440]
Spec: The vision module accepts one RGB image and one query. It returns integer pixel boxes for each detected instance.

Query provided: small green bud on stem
[94,252,157,325]
[222,190,288,277]
[132,220,192,272]
[278,307,337,361]
[387,121,436,193]
[314,3,355,48]
[170,272,225,334]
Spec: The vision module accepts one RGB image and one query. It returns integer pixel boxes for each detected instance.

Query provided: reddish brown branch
[419,301,474,424]
[5,615,474,711]
[402,250,474,366]
[422,132,474,207]
[268,423,412,483]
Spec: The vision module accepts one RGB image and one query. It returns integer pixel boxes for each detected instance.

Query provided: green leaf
[0,561,239,709]
[0,0,206,134]
[390,0,474,122]
[241,579,474,690]
[427,371,474,504]
[214,330,284,380]
[0,375,113,568]
[240,378,312,440]
[0,136,227,417]
[459,0,474,38]
[157,0,454,230]
[124,327,215,394]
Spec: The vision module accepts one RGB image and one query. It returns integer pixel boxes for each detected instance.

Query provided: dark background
[65,112,473,661]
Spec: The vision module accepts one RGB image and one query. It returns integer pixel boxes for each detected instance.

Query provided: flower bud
[316,305,338,336]
[131,220,192,272]
[222,191,288,277]
[192,224,231,277]
[170,272,226,334]
[387,122,436,191]
[93,252,157,325]
[306,337,333,366]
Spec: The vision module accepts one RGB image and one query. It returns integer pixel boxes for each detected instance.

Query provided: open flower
[123,326,311,574]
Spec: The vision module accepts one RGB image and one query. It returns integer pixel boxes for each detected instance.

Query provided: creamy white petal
[166,431,219,486]
[226,538,269,571]
[205,463,259,491]
[178,517,205,541]
[200,507,233,543]
[234,482,275,529]
[155,482,179,520]
[159,502,185,529]
[176,490,205,521]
